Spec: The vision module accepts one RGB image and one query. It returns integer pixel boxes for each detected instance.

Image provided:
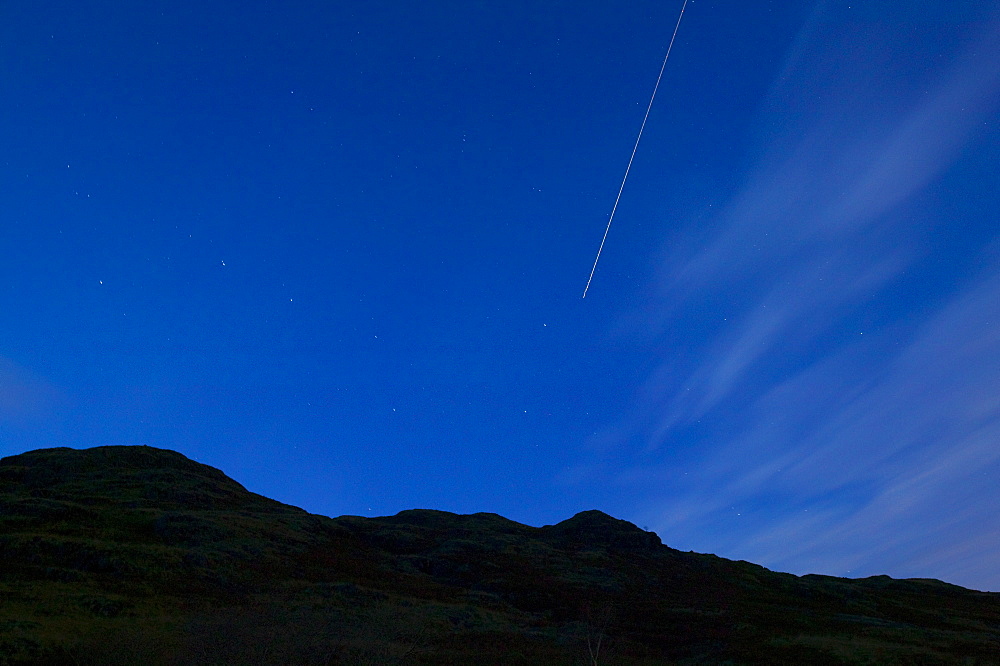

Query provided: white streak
[583,0,690,298]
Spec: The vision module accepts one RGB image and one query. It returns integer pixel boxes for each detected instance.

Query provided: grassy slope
[1,446,998,664]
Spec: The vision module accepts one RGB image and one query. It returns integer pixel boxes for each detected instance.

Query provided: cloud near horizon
[0,357,59,426]
[600,6,1000,590]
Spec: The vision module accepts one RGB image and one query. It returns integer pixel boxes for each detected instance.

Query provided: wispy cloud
[658,272,1000,586]
[606,8,1000,590]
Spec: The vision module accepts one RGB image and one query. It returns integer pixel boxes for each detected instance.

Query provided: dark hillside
[1,445,997,664]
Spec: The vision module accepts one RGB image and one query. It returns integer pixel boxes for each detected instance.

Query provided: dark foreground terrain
[0,445,997,664]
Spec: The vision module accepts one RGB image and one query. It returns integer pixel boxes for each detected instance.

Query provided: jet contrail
[583,0,690,298]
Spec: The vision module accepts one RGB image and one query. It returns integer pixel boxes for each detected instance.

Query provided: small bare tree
[582,602,616,665]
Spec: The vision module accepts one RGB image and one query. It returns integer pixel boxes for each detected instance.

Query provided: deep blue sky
[3,1,999,591]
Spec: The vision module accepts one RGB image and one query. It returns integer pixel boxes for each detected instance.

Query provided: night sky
[3,1,999,591]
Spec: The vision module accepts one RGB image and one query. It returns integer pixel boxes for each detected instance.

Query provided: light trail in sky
[583,0,690,298]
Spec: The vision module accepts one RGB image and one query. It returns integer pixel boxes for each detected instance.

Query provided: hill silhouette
[1,445,997,664]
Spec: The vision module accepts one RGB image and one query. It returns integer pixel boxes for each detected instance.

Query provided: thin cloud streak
[637,257,1000,591]
[694,274,1000,587]
[621,9,1000,590]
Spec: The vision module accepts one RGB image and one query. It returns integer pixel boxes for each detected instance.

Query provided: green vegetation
[1,446,998,664]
